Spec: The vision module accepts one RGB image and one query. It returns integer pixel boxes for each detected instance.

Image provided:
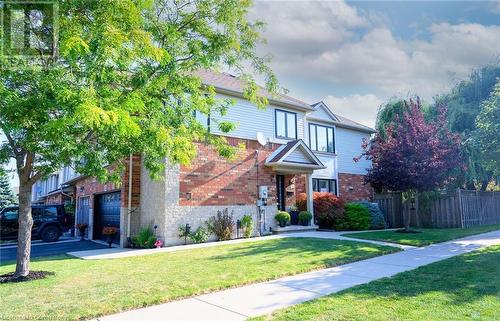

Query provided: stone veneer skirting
[140,159,279,246]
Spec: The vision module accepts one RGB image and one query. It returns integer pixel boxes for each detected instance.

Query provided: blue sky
[251,0,500,126]
[4,1,500,188]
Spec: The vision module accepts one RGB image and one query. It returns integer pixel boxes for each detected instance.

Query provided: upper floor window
[275,109,297,139]
[309,123,335,153]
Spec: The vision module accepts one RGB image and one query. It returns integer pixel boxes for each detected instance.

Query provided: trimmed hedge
[334,203,371,231]
[356,201,387,230]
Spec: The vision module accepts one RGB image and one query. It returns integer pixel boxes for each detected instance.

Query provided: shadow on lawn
[330,246,500,306]
[0,254,76,267]
[208,238,397,267]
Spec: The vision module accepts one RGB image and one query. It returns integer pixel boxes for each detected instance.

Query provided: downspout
[127,154,133,240]
[255,149,260,236]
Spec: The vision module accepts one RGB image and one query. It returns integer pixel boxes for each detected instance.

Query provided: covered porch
[265,139,326,232]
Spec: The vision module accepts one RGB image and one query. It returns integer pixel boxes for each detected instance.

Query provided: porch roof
[265,140,326,174]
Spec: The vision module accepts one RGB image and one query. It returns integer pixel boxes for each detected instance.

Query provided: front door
[77,197,90,238]
[276,175,286,211]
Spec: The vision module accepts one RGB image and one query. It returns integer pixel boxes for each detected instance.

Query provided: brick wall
[45,193,63,205]
[179,138,282,206]
[338,173,373,202]
[74,155,141,209]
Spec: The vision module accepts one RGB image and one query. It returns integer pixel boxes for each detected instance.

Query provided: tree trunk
[15,178,33,277]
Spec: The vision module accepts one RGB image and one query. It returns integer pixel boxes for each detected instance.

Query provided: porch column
[305,173,314,222]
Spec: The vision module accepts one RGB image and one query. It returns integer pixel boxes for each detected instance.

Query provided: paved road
[0,240,109,264]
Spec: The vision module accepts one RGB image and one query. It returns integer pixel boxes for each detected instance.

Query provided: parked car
[0,204,73,242]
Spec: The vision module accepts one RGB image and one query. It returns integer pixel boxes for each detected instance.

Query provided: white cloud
[254,1,500,100]
[323,94,384,127]
[252,1,368,61]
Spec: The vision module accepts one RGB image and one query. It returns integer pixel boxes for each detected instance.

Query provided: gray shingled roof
[195,70,376,133]
[311,102,376,133]
[194,70,313,110]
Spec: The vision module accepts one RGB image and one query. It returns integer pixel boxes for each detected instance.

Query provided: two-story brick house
[32,70,375,247]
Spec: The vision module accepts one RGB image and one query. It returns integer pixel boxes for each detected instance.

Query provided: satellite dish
[256,132,267,147]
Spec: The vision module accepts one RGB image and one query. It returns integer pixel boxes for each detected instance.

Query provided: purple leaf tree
[359,99,463,231]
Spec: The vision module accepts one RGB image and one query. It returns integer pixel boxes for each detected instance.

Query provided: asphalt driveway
[0,240,109,264]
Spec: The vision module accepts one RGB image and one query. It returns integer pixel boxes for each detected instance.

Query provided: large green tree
[375,99,407,139]
[473,79,500,179]
[432,64,500,190]
[0,0,276,277]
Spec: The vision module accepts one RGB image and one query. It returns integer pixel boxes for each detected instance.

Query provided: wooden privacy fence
[374,190,500,228]
[373,193,403,228]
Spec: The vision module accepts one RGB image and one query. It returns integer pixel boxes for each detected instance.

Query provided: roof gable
[267,140,325,168]
[308,101,338,122]
[311,101,376,133]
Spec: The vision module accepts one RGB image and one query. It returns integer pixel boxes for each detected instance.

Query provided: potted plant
[275,211,291,228]
[288,205,299,225]
[102,227,119,248]
[298,211,312,226]
[76,223,88,241]
[154,239,164,248]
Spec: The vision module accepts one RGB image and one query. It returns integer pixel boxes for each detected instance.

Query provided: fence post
[458,188,464,228]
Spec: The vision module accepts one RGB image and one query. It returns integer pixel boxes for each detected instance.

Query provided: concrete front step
[272,225,318,234]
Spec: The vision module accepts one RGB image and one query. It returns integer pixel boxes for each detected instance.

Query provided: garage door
[94,192,121,241]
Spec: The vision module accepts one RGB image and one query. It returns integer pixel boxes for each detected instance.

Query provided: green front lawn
[342,224,500,247]
[0,237,398,321]
[253,245,500,321]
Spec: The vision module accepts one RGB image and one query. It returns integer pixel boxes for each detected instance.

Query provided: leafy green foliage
[298,211,312,224]
[335,203,371,231]
[432,64,500,189]
[131,227,157,249]
[0,0,277,273]
[241,214,254,238]
[473,80,500,177]
[0,170,17,208]
[275,211,291,226]
[376,99,408,138]
[189,225,210,244]
[207,208,234,241]
[356,201,386,230]
[178,225,190,242]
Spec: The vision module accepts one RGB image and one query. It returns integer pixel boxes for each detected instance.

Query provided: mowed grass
[253,245,500,321]
[0,237,398,321]
[342,224,500,247]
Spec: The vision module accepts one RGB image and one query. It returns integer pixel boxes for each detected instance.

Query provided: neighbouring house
[32,70,375,246]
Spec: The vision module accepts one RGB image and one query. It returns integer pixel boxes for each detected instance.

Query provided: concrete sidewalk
[69,230,411,260]
[94,229,500,321]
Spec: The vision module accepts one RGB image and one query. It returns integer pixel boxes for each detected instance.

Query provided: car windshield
[1,209,19,220]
